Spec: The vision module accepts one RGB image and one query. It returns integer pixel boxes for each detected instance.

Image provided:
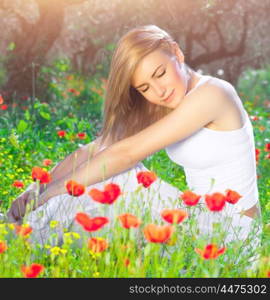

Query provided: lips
[163,89,175,103]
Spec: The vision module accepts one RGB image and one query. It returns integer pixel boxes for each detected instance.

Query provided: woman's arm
[36,140,134,208]
[41,138,99,189]
[36,137,103,195]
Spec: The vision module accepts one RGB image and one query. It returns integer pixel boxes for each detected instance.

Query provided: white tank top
[165,75,259,211]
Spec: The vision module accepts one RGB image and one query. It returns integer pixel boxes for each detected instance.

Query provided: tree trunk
[3,0,85,101]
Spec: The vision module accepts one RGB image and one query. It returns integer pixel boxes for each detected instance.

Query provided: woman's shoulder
[194,75,238,109]
[200,75,235,95]
[196,76,245,129]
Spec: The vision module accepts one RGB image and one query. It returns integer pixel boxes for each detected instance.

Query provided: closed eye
[141,70,166,93]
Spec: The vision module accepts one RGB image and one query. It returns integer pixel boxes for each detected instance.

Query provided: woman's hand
[7,189,38,224]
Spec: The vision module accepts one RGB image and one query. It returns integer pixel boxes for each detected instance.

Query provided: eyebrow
[134,64,163,89]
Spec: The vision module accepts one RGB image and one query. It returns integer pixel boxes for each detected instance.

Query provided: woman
[6,25,261,250]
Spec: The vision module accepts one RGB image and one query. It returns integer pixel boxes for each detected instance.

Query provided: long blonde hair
[98,25,182,149]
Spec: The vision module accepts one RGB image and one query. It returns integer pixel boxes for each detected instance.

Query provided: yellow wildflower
[63,235,73,246]
[61,249,67,255]
[50,220,59,229]
[71,232,80,239]
[0,224,8,236]
[63,232,81,245]
[93,272,100,278]
[89,250,101,259]
[50,246,67,256]
[7,224,15,230]
[50,246,61,255]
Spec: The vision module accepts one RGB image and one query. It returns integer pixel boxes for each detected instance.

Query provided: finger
[7,209,18,223]
[6,210,15,223]
[10,200,25,221]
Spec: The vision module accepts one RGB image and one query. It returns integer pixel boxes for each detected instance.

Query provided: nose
[152,82,166,98]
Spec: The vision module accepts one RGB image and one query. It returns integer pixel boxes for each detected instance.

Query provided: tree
[1,0,87,101]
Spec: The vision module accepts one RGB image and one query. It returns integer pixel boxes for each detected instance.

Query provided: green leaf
[144,244,152,257]
[24,109,31,121]
[7,42,16,51]
[39,111,51,120]
[105,43,115,52]
[17,120,28,133]
[8,131,20,149]
[34,102,40,109]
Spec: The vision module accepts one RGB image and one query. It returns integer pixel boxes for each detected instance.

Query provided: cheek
[165,64,183,86]
[142,93,156,104]
[172,66,184,83]
[144,94,164,106]
[171,67,188,94]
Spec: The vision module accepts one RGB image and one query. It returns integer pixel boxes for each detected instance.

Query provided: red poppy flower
[118,213,141,229]
[66,75,73,81]
[255,148,260,162]
[195,244,226,259]
[101,78,107,89]
[31,166,51,184]
[91,87,103,96]
[161,209,188,224]
[77,132,87,140]
[12,180,24,188]
[57,130,66,137]
[0,95,4,105]
[104,183,121,200]
[136,171,157,188]
[15,224,33,237]
[180,190,201,206]
[267,271,270,278]
[124,258,130,267]
[43,159,52,166]
[250,115,259,121]
[1,104,8,110]
[66,180,85,197]
[225,189,242,204]
[143,224,174,243]
[205,192,226,212]
[68,88,80,96]
[0,241,8,253]
[264,143,270,152]
[89,183,121,204]
[88,237,108,253]
[21,263,44,278]
[75,212,109,232]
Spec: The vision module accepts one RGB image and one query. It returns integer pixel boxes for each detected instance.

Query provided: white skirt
[23,161,262,256]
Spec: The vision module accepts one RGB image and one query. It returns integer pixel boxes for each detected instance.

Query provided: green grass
[0,62,269,278]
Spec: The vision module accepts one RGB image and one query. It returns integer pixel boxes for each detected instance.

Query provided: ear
[172,42,185,64]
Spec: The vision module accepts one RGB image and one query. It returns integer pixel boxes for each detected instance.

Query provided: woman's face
[131,47,188,109]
